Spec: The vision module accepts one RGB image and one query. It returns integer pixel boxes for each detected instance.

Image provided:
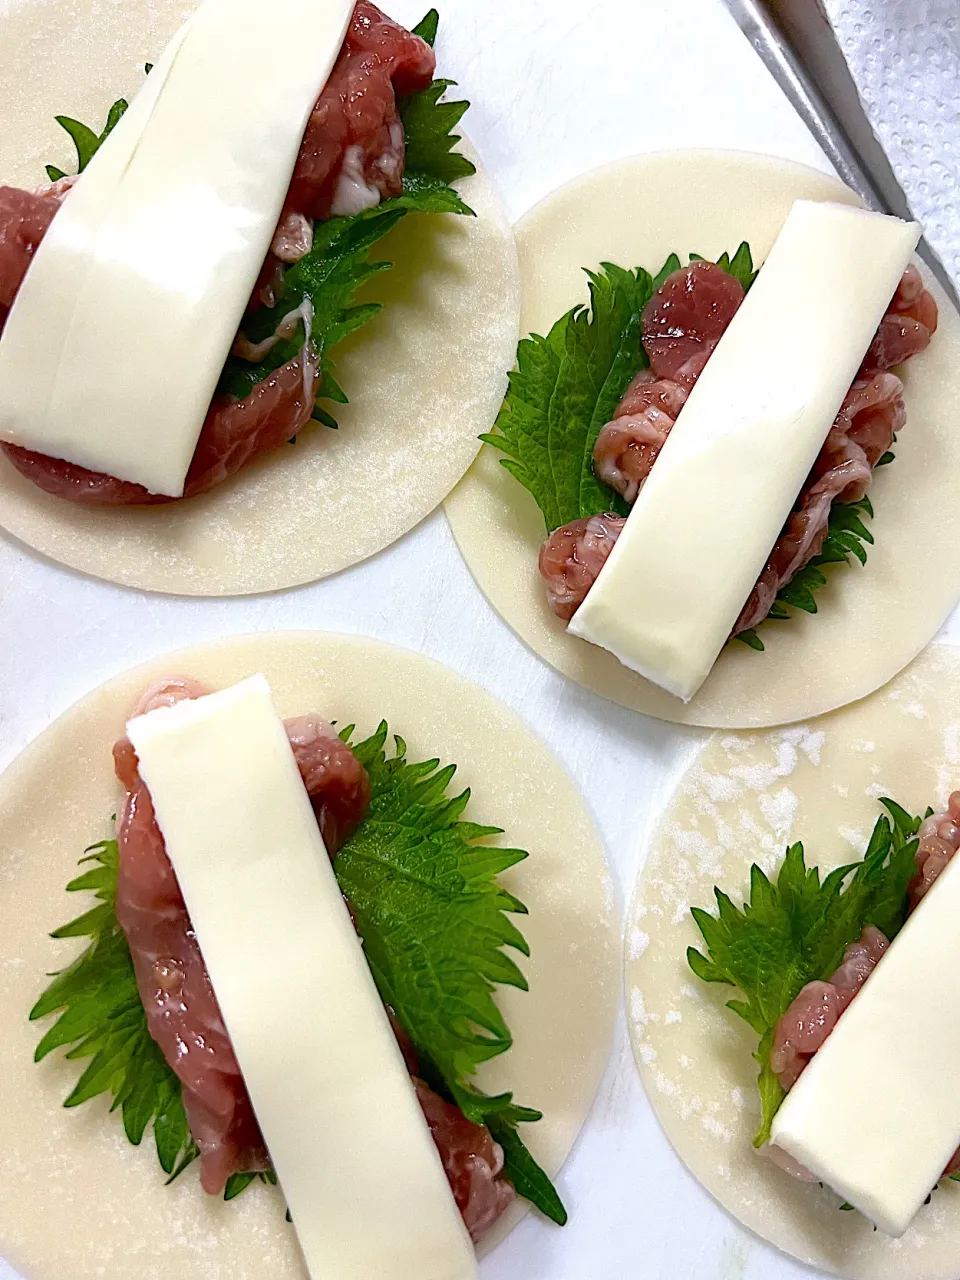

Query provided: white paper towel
[825,0,960,291]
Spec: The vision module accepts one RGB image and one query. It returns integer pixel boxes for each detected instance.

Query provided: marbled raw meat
[4,349,319,504]
[414,1079,515,1242]
[910,790,960,909]
[641,261,745,388]
[283,0,435,224]
[0,184,63,326]
[862,263,938,372]
[538,513,625,621]
[592,372,687,504]
[770,926,890,1091]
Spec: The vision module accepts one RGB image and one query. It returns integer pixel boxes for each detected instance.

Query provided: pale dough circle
[445,150,960,729]
[626,640,960,1279]
[0,0,519,595]
[0,631,617,1280]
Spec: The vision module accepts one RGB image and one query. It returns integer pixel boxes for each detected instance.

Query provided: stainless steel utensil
[724,0,959,308]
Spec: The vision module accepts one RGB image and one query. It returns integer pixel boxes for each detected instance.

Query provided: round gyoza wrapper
[0,632,617,1279]
[445,151,960,730]
[0,0,519,595]
[626,640,960,1279]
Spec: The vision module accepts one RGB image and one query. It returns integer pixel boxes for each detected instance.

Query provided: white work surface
[1,1,957,1277]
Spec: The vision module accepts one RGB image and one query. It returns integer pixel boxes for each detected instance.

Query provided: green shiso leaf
[687,800,920,1145]
[411,8,440,45]
[335,724,564,1222]
[30,840,199,1180]
[46,98,129,181]
[480,246,755,531]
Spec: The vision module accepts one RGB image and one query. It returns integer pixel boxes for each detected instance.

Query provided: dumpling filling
[114,676,514,1240]
[0,3,436,505]
[540,260,938,632]
[768,791,960,1181]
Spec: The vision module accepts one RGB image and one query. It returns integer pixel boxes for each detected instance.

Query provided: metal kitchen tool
[724,0,960,308]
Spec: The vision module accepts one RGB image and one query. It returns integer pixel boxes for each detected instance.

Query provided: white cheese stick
[0,0,354,497]
[769,846,960,1237]
[568,201,920,701]
[127,676,477,1280]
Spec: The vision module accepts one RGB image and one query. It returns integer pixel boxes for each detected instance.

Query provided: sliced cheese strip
[769,845,960,1237]
[127,675,477,1280]
[568,200,920,702]
[0,0,353,497]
